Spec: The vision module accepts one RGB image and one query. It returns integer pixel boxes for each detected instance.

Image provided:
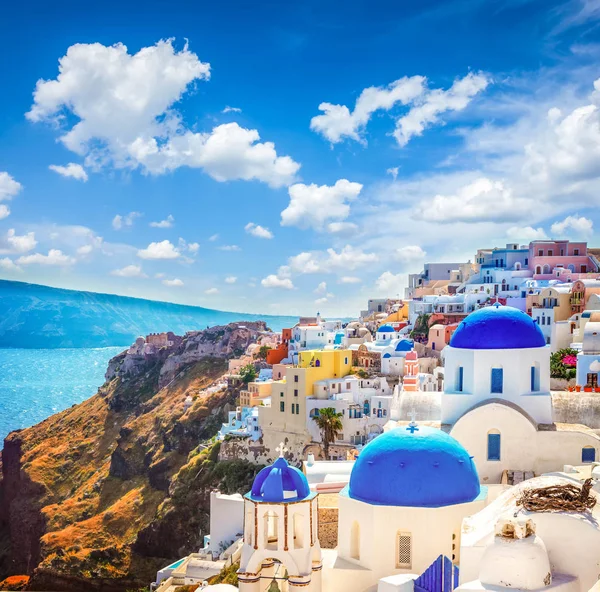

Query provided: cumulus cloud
[113,211,142,230]
[261,274,295,289]
[281,180,363,230]
[339,276,361,284]
[209,234,219,241]
[245,222,274,239]
[376,271,406,295]
[288,245,378,274]
[48,163,88,181]
[205,287,219,294]
[17,249,76,266]
[0,172,22,201]
[163,278,184,287]
[111,265,147,278]
[187,242,199,254]
[386,167,399,180]
[0,229,37,254]
[314,281,327,295]
[310,76,425,143]
[395,245,426,267]
[506,226,549,241]
[550,215,594,238]
[393,72,490,146]
[0,258,21,272]
[413,178,533,223]
[150,214,174,228]
[137,240,180,259]
[328,222,358,233]
[27,40,299,187]
[225,276,237,284]
[0,206,9,220]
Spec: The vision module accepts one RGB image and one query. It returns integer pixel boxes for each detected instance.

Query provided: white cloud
[315,297,330,305]
[395,245,426,267]
[222,106,242,113]
[163,278,184,287]
[205,287,219,295]
[0,205,9,220]
[150,214,174,228]
[375,271,406,295]
[327,222,358,233]
[28,41,298,187]
[209,234,219,241]
[245,222,274,239]
[393,72,490,146]
[0,258,22,272]
[218,244,241,251]
[314,281,327,295]
[281,179,363,230]
[386,167,399,181]
[339,276,361,284]
[48,163,88,181]
[288,245,378,274]
[137,240,180,259]
[225,276,237,284]
[310,76,425,143]
[550,215,594,238]
[0,229,37,254]
[111,264,147,278]
[113,211,142,230]
[0,172,22,201]
[187,242,200,254]
[261,274,295,289]
[413,178,533,223]
[17,249,76,266]
[77,245,93,255]
[506,226,549,241]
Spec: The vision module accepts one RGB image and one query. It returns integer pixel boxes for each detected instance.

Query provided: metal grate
[397,532,412,568]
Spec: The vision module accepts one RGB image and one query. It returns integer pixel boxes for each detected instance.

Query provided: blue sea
[0,347,123,443]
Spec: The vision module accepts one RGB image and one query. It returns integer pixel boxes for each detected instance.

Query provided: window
[574,248,580,256]
[264,511,279,550]
[587,373,599,388]
[294,389,298,397]
[531,364,540,392]
[582,447,596,463]
[525,258,528,265]
[350,521,360,560]
[491,368,503,394]
[456,367,464,392]
[548,250,553,257]
[280,402,285,412]
[295,403,300,414]
[538,249,543,256]
[294,375,298,383]
[344,357,348,365]
[396,532,412,569]
[293,512,305,549]
[560,249,564,256]
[487,431,501,461]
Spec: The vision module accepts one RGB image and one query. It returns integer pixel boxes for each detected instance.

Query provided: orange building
[403,350,419,391]
[266,328,292,365]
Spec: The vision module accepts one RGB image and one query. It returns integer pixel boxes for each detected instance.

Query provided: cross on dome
[276,441,288,457]
[407,410,419,433]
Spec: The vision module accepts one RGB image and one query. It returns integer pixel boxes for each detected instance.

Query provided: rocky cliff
[0,323,266,592]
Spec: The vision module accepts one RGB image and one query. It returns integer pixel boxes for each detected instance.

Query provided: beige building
[239,381,273,407]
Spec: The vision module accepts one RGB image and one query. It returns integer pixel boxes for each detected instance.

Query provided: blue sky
[1,0,600,317]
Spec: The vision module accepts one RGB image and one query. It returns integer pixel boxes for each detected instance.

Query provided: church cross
[407,409,419,433]
[276,441,288,457]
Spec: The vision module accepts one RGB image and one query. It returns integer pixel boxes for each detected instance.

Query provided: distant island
[0,280,296,348]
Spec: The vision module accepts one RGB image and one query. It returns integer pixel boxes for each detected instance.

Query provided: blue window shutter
[491,368,503,393]
[488,433,501,461]
[531,366,535,391]
[582,448,596,463]
[457,367,464,392]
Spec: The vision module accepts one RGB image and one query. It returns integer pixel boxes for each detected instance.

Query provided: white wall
[208,492,245,554]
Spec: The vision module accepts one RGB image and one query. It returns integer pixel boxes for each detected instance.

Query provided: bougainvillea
[551,348,578,380]
[562,354,578,367]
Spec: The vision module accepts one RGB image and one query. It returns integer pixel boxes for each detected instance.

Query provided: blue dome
[378,325,395,333]
[249,456,311,502]
[348,426,480,507]
[449,304,545,350]
[395,339,413,352]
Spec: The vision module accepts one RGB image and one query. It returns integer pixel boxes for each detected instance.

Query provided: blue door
[488,433,501,461]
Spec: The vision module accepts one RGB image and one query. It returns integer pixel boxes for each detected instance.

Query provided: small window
[280,402,285,412]
[296,403,300,414]
[488,432,501,461]
[396,532,412,569]
[574,248,580,256]
[291,405,295,415]
[456,367,464,392]
[582,447,596,463]
[531,364,540,392]
[538,249,543,256]
[344,357,348,365]
[294,389,298,397]
[294,375,299,383]
[491,368,503,394]
[548,250,553,257]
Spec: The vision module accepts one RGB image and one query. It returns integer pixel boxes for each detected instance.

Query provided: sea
[0,347,123,443]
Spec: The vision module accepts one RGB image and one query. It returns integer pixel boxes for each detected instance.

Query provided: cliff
[0,323,266,591]
[0,279,294,348]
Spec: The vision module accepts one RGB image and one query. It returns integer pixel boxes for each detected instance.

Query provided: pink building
[528,240,599,278]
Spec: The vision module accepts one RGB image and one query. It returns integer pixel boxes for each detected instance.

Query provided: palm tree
[313,407,343,460]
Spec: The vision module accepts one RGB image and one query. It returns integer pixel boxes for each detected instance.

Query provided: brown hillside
[0,323,266,592]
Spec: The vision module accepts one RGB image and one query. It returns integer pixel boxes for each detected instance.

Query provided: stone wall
[551,391,600,429]
[318,506,338,549]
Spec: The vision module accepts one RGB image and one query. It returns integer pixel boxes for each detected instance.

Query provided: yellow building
[239,381,273,407]
[258,349,353,437]
[379,301,409,325]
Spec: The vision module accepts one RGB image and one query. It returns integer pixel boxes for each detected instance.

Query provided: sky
[1,0,600,317]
